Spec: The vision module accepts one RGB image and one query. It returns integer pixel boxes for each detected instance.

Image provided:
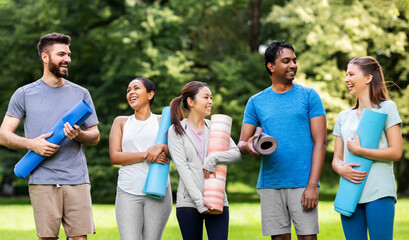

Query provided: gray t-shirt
[7,79,99,185]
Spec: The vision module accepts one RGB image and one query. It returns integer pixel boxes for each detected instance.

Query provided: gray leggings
[115,186,172,240]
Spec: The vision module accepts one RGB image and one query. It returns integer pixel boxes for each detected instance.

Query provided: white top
[117,113,159,195]
[333,100,402,203]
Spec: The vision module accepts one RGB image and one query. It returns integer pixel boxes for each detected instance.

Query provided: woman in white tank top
[109,78,172,240]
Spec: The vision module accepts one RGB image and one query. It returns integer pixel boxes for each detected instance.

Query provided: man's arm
[0,115,60,156]
[64,123,100,146]
[301,116,327,211]
[237,123,260,156]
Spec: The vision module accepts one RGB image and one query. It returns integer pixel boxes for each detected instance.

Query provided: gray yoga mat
[252,127,278,155]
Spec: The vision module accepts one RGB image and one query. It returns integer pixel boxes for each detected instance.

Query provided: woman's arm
[109,117,146,165]
[347,124,402,162]
[332,136,367,184]
[203,137,242,173]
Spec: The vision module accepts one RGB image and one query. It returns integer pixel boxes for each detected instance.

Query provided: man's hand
[238,123,260,156]
[301,185,319,211]
[31,132,60,156]
[246,134,261,156]
[63,122,81,140]
[239,135,261,157]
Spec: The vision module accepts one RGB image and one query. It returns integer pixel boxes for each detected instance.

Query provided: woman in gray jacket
[168,81,241,240]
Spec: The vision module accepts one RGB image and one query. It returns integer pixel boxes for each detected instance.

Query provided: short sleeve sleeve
[308,88,326,119]
[383,101,402,130]
[82,90,99,128]
[333,112,342,137]
[6,87,26,120]
[243,97,260,126]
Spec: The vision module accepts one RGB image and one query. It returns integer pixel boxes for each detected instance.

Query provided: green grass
[0,197,408,239]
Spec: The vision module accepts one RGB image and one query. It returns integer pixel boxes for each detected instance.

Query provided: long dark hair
[170,81,208,135]
[348,56,389,109]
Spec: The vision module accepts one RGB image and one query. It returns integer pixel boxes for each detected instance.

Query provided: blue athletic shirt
[243,84,326,189]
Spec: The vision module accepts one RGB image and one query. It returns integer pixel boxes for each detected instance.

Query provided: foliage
[0,0,408,198]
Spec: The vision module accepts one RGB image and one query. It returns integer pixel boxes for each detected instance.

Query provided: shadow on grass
[0,196,30,205]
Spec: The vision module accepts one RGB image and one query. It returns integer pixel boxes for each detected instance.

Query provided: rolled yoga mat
[252,127,278,155]
[203,114,232,214]
[333,109,387,217]
[14,100,94,178]
[142,106,172,199]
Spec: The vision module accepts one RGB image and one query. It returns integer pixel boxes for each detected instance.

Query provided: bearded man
[0,33,100,240]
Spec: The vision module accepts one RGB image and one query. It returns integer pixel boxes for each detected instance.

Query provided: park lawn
[0,198,408,240]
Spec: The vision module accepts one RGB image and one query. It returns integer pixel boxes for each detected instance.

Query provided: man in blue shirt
[238,40,326,240]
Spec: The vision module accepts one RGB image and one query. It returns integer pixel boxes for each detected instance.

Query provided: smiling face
[43,43,71,78]
[187,86,213,117]
[345,63,372,98]
[268,48,297,83]
[126,80,154,110]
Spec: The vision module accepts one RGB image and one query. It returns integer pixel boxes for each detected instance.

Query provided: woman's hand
[145,144,169,164]
[155,152,169,164]
[338,162,367,184]
[203,169,215,179]
[202,198,214,213]
[347,131,363,155]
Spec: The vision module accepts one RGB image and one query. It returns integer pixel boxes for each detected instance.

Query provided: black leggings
[176,206,229,240]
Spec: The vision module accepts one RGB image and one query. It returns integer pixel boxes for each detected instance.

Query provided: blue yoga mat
[14,100,94,178]
[334,109,387,217]
[142,106,171,199]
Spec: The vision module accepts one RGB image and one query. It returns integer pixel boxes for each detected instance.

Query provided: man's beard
[49,58,68,78]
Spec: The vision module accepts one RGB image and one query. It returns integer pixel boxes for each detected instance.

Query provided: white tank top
[117,113,159,195]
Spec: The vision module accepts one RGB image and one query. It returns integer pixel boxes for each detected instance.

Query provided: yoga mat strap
[14,100,94,178]
[143,107,172,199]
[333,109,387,217]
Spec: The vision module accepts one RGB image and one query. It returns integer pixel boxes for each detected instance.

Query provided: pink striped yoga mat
[203,114,232,214]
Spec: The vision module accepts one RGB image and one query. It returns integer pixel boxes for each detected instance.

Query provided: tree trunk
[249,0,262,52]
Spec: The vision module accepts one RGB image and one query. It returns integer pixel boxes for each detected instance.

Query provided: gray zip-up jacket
[168,118,242,213]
